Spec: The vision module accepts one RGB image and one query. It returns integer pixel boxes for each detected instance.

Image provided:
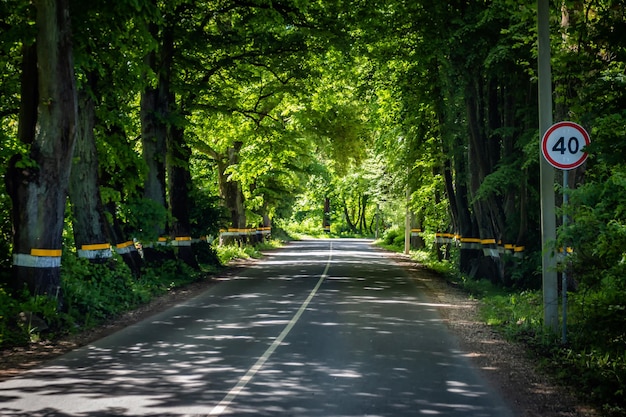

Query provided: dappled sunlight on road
[0,239,510,417]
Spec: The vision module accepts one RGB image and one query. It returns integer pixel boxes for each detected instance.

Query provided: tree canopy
[1,0,626,409]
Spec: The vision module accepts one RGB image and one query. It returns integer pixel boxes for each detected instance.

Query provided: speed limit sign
[541,121,590,170]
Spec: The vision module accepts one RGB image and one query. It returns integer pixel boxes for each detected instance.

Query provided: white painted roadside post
[541,121,590,343]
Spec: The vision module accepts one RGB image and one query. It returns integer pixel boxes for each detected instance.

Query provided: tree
[69,75,112,262]
[6,0,77,300]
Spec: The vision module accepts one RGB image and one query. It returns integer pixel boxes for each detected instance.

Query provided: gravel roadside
[389,252,599,417]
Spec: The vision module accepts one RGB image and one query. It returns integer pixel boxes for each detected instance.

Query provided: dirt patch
[0,251,600,417]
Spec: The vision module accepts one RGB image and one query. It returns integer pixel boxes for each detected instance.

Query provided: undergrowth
[0,240,286,350]
[215,240,282,264]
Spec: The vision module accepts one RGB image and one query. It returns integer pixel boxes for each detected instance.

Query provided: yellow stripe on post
[30,248,62,257]
[481,238,496,245]
[116,241,134,249]
[460,238,481,244]
[81,243,111,251]
[175,236,192,241]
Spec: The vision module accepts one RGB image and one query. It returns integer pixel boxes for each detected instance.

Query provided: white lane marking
[209,241,333,415]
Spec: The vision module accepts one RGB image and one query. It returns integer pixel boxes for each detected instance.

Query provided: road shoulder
[386,251,599,417]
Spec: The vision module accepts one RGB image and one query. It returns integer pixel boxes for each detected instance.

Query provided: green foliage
[118,197,169,241]
[281,217,326,239]
[192,240,221,267]
[62,254,200,330]
[0,191,12,283]
[409,248,458,278]
[564,172,626,330]
[557,347,626,416]
[138,258,200,296]
[480,289,542,329]
[1,1,626,411]
[188,190,228,238]
[477,284,626,414]
[0,286,65,348]
[216,244,264,265]
[62,256,147,327]
[381,226,404,248]
[0,286,26,347]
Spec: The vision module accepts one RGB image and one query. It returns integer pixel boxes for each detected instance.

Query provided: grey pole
[404,185,410,255]
[562,170,569,343]
[538,0,559,333]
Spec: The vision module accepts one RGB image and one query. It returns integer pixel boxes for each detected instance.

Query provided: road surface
[0,239,514,416]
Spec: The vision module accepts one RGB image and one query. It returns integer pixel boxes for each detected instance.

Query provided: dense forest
[1,0,626,413]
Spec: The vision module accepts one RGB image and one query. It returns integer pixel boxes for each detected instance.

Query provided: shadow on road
[0,239,510,417]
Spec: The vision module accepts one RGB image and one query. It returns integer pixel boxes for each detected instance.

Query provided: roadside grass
[375,239,626,416]
[215,240,283,264]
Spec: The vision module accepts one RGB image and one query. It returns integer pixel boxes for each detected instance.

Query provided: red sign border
[541,121,590,170]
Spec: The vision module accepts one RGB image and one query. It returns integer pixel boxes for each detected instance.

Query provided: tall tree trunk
[69,77,112,263]
[168,122,198,267]
[216,142,246,244]
[6,0,77,301]
[323,197,331,233]
[99,125,143,275]
[140,18,171,259]
[222,142,247,229]
[359,194,368,233]
[343,200,357,233]
[466,79,502,283]
[452,135,476,274]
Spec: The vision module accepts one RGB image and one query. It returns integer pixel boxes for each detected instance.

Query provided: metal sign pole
[562,170,569,343]
[538,0,559,333]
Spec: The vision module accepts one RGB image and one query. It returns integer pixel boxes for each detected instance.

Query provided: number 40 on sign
[541,121,590,170]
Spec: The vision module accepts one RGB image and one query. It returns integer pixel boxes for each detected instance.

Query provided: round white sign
[541,121,590,170]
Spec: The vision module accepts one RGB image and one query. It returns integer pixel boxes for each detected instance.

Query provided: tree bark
[69,77,113,263]
[140,17,171,260]
[140,19,169,239]
[359,194,368,233]
[168,122,198,267]
[343,200,357,233]
[7,0,77,301]
[216,142,246,245]
[227,143,247,230]
[466,80,502,282]
[323,197,330,233]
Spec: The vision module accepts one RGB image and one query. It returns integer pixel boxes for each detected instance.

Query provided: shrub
[62,256,144,328]
[0,286,64,348]
[382,226,403,247]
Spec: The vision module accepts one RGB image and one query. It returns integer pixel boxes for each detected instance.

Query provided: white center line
[209,241,333,416]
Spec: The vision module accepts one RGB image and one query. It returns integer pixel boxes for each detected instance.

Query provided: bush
[62,254,201,330]
[192,240,221,266]
[0,246,209,349]
[280,217,326,238]
[0,286,63,348]
[62,256,146,328]
[382,226,403,247]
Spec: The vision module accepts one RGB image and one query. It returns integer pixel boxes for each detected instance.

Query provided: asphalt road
[0,239,514,417]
